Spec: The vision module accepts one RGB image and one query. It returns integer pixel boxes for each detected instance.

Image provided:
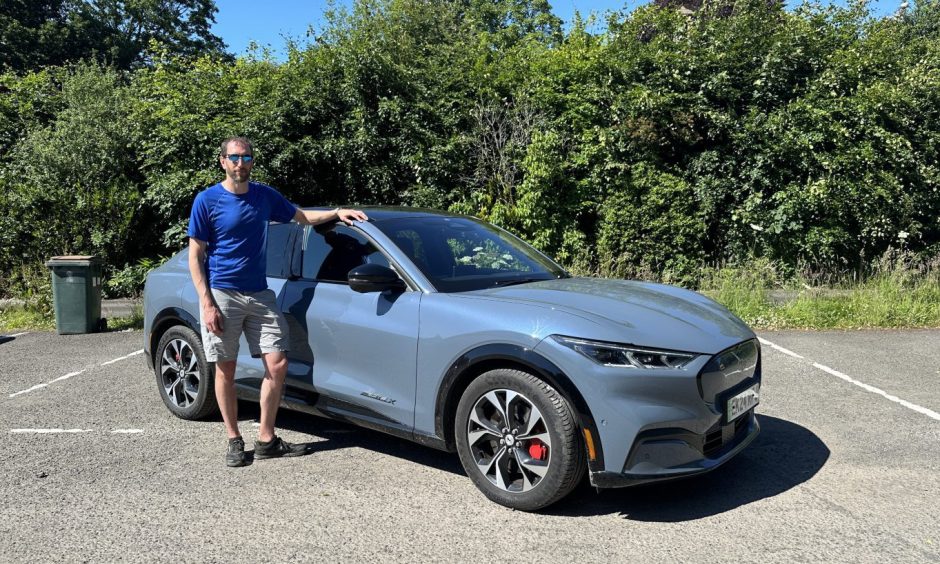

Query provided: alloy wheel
[160,338,201,409]
[466,389,552,493]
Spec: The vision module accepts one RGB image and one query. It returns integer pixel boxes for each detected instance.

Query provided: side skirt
[233,382,450,452]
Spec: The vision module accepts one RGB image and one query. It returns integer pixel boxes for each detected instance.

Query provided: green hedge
[1,0,939,297]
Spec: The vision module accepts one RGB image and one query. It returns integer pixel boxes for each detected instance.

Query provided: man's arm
[293,207,369,226]
[188,237,223,335]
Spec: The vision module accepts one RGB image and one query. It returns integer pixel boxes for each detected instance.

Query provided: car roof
[299,206,475,222]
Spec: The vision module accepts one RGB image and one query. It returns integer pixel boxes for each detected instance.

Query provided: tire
[455,368,586,511]
[154,325,218,420]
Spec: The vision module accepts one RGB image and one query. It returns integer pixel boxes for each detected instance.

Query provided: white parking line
[48,370,86,384]
[811,362,940,421]
[101,350,144,366]
[9,384,49,398]
[10,429,93,434]
[757,337,804,359]
[761,337,940,422]
[10,332,29,337]
[9,428,144,434]
[7,349,144,398]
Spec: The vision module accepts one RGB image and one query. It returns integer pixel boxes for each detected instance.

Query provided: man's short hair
[220,136,254,156]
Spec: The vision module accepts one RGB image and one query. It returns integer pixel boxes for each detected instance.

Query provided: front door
[279,224,419,433]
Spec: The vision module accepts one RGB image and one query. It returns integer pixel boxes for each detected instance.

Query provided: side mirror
[347,263,406,293]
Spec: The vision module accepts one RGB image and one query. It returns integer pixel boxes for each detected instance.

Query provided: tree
[0,0,226,71]
[0,0,73,71]
[73,0,227,68]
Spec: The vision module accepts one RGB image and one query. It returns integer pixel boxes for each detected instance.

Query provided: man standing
[188,136,368,467]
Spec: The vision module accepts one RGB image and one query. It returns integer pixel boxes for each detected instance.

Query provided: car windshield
[374,216,568,292]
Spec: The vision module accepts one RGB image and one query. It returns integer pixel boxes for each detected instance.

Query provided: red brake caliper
[528,439,547,461]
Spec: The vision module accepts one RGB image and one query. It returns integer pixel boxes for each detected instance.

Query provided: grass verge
[700,254,940,329]
[107,307,145,331]
[0,306,55,332]
[0,306,143,332]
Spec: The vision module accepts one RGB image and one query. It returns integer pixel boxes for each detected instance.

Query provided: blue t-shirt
[187,182,297,292]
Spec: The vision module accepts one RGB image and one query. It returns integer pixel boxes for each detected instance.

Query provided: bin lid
[46,255,100,267]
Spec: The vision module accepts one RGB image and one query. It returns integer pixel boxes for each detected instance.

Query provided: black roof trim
[299,206,477,222]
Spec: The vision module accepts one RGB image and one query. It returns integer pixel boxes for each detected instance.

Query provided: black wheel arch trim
[434,343,604,473]
[147,307,201,370]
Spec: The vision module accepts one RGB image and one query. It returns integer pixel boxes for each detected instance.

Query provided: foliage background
[1,0,938,299]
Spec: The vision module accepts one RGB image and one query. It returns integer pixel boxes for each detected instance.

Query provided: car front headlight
[552,335,698,370]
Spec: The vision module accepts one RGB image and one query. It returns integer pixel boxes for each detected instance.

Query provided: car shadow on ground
[232,407,827,519]
[547,415,829,520]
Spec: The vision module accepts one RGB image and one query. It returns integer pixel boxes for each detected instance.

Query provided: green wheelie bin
[45,255,105,334]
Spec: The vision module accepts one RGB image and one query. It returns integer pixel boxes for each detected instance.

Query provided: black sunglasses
[224,154,254,164]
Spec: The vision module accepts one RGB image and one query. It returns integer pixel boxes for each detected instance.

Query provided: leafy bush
[0,261,54,316]
[105,256,168,298]
[597,163,706,284]
[2,0,940,306]
[0,63,144,284]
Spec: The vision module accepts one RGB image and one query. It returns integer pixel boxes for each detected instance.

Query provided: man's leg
[257,351,288,443]
[201,289,247,441]
[248,289,306,457]
[200,289,250,466]
[214,360,240,439]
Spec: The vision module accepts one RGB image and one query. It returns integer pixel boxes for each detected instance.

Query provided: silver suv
[144,207,761,510]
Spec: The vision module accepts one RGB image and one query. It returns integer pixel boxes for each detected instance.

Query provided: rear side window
[302,225,389,282]
[266,223,295,278]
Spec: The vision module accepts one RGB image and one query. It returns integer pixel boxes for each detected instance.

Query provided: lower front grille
[703,410,753,458]
[703,429,723,454]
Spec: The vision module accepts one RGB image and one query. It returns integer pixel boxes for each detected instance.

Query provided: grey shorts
[201,288,290,362]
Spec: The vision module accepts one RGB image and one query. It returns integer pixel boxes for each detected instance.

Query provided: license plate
[727,384,760,422]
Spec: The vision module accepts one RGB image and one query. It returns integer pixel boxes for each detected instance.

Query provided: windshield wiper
[491,277,549,288]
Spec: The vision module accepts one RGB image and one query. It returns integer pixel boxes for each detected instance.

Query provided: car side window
[302,225,389,282]
[266,223,295,278]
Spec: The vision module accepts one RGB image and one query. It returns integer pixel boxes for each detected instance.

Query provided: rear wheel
[154,325,218,420]
[455,368,586,511]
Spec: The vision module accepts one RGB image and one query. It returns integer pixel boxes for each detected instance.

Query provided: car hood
[472,277,754,354]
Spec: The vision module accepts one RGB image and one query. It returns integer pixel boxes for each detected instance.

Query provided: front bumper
[589,410,760,488]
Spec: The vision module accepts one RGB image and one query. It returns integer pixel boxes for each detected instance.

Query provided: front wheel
[455,369,586,511]
[154,325,218,420]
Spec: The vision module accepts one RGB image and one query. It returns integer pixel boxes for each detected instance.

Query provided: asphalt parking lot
[1,329,938,563]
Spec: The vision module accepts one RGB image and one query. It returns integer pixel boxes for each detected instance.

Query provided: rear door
[279,223,420,433]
